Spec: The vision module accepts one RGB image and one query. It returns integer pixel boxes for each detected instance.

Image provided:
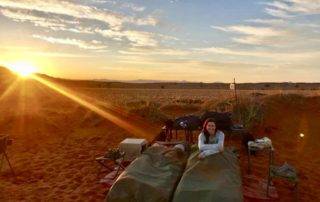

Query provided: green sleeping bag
[106,146,188,202]
[172,148,243,202]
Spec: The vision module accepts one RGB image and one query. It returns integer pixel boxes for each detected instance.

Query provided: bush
[126,100,147,109]
[161,104,200,112]
[216,99,233,112]
[175,98,204,104]
[202,99,233,112]
[129,102,168,123]
[232,99,264,129]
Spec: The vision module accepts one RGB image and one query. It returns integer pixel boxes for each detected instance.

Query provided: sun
[8,62,38,78]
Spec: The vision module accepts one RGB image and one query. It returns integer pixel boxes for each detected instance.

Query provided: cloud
[211,25,288,45]
[0,0,163,52]
[28,51,99,58]
[0,1,164,51]
[133,16,158,26]
[227,25,285,36]
[123,31,158,47]
[32,34,107,50]
[194,46,320,61]
[118,47,191,56]
[265,7,293,18]
[0,8,95,34]
[96,29,158,47]
[1,9,65,28]
[295,22,320,28]
[121,3,145,12]
[245,18,285,25]
[89,0,111,4]
[0,0,157,30]
[263,0,320,18]
[0,0,124,29]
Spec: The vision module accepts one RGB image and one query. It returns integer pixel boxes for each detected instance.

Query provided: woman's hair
[202,118,217,144]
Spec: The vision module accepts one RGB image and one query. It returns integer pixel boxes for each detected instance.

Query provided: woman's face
[206,122,216,135]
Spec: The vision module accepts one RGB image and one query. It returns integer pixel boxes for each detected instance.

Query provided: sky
[0,0,319,82]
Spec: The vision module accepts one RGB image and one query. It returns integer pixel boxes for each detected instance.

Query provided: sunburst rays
[31,74,151,138]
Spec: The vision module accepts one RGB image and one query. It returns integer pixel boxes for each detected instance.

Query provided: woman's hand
[198,152,206,159]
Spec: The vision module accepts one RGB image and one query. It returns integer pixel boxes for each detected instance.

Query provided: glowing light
[32,74,149,138]
[8,62,37,77]
[299,133,304,138]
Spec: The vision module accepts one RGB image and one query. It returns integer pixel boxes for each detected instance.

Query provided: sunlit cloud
[118,47,191,56]
[264,0,320,18]
[0,0,157,30]
[133,16,158,26]
[211,25,288,45]
[123,30,158,47]
[121,2,146,12]
[28,51,100,58]
[96,29,158,47]
[32,35,107,50]
[212,25,287,37]
[0,8,95,34]
[0,0,123,29]
[265,7,293,18]
[245,18,285,25]
[1,8,64,28]
[194,46,320,61]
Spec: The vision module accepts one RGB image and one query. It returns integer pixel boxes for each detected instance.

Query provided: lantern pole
[234,78,238,105]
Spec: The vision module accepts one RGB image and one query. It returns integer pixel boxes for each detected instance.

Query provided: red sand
[238,96,320,201]
[0,80,319,201]
[0,80,158,201]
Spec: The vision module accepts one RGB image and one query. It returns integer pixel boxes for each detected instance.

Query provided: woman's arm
[198,131,225,152]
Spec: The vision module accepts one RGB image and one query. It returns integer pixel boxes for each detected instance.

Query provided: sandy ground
[0,79,319,201]
[0,80,158,201]
[239,96,320,201]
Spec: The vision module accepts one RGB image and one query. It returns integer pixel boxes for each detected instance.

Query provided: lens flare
[8,62,37,77]
[31,74,149,138]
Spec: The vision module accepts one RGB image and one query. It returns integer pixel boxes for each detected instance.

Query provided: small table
[0,135,14,175]
[96,151,125,179]
[247,143,274,174]
[119,138,148,161]
[267,164,298,199]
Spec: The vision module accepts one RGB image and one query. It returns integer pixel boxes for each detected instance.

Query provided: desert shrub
[174,98,204,104]
[161,104,201,112]
[250,92,266,97]
[232,99,264,129]
[215,99,233,112]
[129,102,168,123]
[202,99,234,112]
[125,100,147,109]
[202,100,218,111]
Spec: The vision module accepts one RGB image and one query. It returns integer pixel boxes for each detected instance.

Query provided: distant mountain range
[93,79,192,83]
[1,66,319,90]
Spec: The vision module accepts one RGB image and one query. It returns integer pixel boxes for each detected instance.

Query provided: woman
[198,118,225,159]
